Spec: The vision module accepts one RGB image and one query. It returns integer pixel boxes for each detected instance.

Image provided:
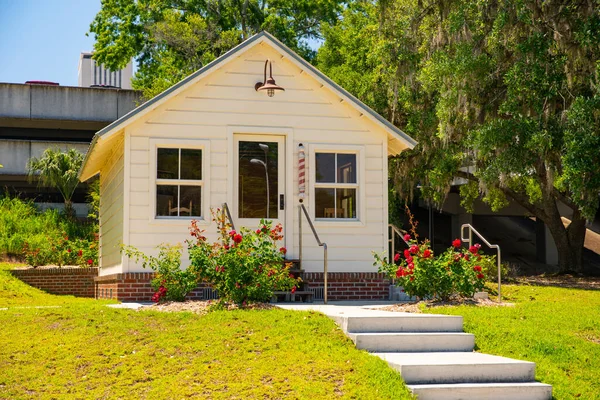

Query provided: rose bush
[121,243,197,302]
[22,232,98,268]
[374,235,493,300]
[188,208,298,305]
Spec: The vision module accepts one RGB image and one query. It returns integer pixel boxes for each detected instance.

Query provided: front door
[234,135,285,239]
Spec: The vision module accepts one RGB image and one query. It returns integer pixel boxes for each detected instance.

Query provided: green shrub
[188,209,298,305]
[374,236,493,300]
[0,196,98,266]
[121,244,198,302]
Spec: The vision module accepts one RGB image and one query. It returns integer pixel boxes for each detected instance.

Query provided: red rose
[403,234,411,242]
[229,230,236,236]
[87,259,93,265]
[394,253,401,263]
[452,239,461,248]
[77,250,83,257]
[409,245,419,254]
[410,276,414,281]
[403,249,411,259]
[469,245,480,254]
[233,234,243,244]
[422,249,432,258]
[463,254,470,261]
[280,247,287,254]
[473,265,482,272]
[477,273,484,279]
[396,268,404,278]
[453,254,461,262]
[291,286,297,294]
[256,229,261,234]
[67,249,72,253]
[408,262,414,269]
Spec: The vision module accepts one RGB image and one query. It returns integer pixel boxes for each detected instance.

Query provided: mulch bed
[378,298,515,313]
[140,300,276,315]
[516,274,600,290]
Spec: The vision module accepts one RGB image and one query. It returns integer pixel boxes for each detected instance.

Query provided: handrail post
[391,225,395,261]
[222,203,235,231]
[298,204,328,304]
[298,204,302,270]
[323,244,328,304]
[497,247,502,303]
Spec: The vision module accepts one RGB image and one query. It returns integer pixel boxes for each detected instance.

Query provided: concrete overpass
[0,83,140,214]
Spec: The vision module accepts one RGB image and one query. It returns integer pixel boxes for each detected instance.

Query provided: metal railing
[461,224,502,302]
[299,204,328,304]
[389,224,410,260]
[222,202,236,231]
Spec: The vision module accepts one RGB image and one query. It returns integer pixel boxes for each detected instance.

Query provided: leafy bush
[375,234,494,300]
[188,209,298,305]
[0,196,98,266]
[121,244,198,302]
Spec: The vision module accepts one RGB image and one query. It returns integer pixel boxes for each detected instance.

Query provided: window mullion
[177,185,181,217]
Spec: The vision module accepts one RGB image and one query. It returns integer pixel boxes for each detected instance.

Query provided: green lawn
[0,263,413,399]
[428,283,600,399]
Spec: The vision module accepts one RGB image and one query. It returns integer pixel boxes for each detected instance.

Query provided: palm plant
[27,148,84,218]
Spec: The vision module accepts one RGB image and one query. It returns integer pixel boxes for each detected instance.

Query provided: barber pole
[298,143,306,200]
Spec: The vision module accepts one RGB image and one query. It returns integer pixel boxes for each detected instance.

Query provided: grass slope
[0,263,413,399]
[428,284,600,399]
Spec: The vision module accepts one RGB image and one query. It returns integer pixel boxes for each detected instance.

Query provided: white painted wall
[107,43,391,275]
[98,135,125,274]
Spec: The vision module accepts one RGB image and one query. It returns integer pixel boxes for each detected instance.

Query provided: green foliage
[121,244,197,302]
[318,0,600,272]
[375,237,489,300]
[188,209,298,305]
[27,147,84,218]
[0,197,97,266]
[89,0,344,99]
[0,262,414,399]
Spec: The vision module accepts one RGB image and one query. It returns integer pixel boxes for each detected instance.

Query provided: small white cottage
[79,31,416,301]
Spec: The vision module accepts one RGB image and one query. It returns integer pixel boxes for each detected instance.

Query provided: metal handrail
[299,204,328,304]
[461,224,502,302]
[222,203,235,231]
[389,224,410,259]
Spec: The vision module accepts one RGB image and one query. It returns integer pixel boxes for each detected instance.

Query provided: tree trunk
[542,206,587,273]
[64,200,75,220]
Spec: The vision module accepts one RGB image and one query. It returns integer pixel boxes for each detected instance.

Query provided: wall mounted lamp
[255,59,285,97]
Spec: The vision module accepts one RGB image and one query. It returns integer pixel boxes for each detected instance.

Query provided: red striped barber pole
[298,143,306,200]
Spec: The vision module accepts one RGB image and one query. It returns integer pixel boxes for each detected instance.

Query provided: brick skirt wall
[11,268,98,297]
[302,272,391,300]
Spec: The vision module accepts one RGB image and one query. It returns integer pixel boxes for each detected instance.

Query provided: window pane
[238,141,278,218]
[336,188,357,219]
[157,148,178,179]
[156,185,178,216]
[315,153,335,183]
[337,154,356,183]
[180,149,202,180]
[315,188,335,218]
[179,186,201,217]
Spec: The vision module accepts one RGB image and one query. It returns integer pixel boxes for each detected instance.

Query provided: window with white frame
[155,148,203,217]
[314,152,358,219]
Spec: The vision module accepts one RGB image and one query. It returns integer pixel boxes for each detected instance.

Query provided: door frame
[227,126,295,256]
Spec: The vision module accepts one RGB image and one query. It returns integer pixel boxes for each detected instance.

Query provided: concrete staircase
[336,311,552,400]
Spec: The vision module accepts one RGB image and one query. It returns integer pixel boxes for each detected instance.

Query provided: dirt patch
[140,300,276,315]
[378,298,515,313]
[516,275,600,290]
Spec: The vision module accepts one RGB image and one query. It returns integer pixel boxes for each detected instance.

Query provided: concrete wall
[0,83,140,123]
[0,139,89,175]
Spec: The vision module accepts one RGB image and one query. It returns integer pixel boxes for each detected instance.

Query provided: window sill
[313,219,365,228]
[149,217,210,226]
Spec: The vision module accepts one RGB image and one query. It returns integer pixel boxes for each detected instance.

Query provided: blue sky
[0,0,101,86]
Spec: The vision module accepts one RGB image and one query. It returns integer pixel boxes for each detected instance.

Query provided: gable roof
[80,31,416,181]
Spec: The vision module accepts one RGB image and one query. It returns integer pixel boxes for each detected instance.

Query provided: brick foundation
[302,272,391,300]
[95,273,210,302]
[11,267,98,297]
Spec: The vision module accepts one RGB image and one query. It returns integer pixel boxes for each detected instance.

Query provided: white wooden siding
[99,135,124,273]
[116,43,388,274]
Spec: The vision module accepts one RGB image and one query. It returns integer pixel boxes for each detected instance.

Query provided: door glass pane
[337,154,356,183]
[157,148,179,179]
[238,141,278,218]
[315,188,335,218]
[315,153,335,183]
[180,149,202,180]
[336,188,357,218]
[179,186,201,216]
[156,185,178,216]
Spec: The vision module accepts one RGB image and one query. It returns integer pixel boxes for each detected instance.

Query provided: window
[315,152,358,219]
[155,148,202,217]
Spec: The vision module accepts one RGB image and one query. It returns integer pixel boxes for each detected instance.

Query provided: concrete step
[408,382,552,400]
[337,313,464,333]
[374,352,536,385]
[348,332,475,352]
